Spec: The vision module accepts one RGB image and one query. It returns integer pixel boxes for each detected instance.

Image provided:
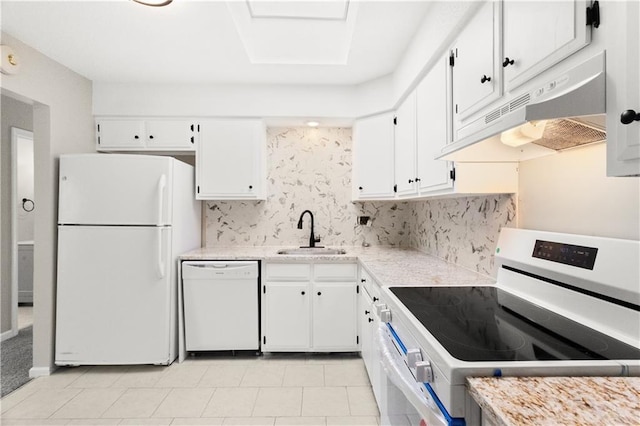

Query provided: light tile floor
[18,305,34,330]
[0,353,379,426]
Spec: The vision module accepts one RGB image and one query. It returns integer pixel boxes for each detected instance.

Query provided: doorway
[13,128,35,330]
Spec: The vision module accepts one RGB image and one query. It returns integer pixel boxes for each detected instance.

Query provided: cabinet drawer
[265,263,311,281]
[314,263,357,281]
[359,267,380,300]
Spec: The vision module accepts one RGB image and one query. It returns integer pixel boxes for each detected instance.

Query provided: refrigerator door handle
[157,174,167,225]
[157,227,166,279]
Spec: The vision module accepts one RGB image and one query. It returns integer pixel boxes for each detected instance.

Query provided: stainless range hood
[438,51,606,162]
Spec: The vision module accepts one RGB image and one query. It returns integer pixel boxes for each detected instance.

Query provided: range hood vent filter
[532,119,606,151]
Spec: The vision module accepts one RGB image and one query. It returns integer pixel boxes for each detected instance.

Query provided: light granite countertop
[180,245,496,287]
[467,376,640,426]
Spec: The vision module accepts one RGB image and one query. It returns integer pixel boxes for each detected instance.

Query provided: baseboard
[0,329,18,342]
[29,366,55,378]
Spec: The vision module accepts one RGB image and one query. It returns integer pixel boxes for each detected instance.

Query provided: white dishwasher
[182,261,259,351]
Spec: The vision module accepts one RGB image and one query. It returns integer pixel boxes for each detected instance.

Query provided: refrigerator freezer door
[55,225,174,365]
[58,154,174,226]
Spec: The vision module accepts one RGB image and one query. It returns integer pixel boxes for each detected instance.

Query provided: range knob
[406,349,423,369]
[415,360,433,383]
[380,309,392,323]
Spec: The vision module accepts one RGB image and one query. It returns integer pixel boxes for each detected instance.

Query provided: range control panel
[532,240,598,270]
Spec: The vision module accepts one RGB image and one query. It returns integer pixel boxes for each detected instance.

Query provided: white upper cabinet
[502,0,592,93]
[450,0,502,123]
[96,119,197,152]
[394,92,418,197]
[352,112,396,200]
[606,0,640,177]
[196,119,266,200]
[416,53,454,195]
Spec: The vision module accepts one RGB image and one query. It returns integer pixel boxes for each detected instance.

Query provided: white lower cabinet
[358,266,383,406]
[262,262,358,352]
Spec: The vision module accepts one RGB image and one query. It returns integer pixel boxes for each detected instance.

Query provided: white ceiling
[0,0,431,86]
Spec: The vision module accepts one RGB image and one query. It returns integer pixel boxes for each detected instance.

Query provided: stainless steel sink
[277,247,347,255]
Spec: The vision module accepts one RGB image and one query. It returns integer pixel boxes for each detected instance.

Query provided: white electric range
[376,228,640,426]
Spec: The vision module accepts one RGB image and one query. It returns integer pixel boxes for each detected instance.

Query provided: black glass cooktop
[390,286,640,362]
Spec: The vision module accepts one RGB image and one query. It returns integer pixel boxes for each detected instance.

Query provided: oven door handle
[377,325,448,426]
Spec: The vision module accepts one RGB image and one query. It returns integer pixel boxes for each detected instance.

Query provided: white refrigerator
[55,154,201,366]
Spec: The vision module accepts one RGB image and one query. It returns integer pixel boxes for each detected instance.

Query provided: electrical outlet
[358,216,371,226]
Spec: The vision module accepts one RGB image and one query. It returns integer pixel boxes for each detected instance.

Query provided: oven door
[377,323,462,426]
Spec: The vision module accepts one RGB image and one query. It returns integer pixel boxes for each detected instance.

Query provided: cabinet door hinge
[190,124,194,132]
[393,184,398,193]
[450,167,456,182]
[449,51,455,67]
[586,1,600,28]
[356,285,359,294]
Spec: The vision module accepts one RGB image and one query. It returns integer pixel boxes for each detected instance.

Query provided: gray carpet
[1,326,33,397]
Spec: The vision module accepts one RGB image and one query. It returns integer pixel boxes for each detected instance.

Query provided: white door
[416,55,454,195]
[352,112,396,199]
[58,154,174,225]
[197,119,264,199]
[312,282,357,351]
[96,120,145,149]
[451,1,500,121]
[503,0,591,92]
[394,92,417,197]
[146,120,197,150]
[55,225,173,365]
[263,282,310,350]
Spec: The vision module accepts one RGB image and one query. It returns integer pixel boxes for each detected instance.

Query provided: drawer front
[314,263,357,281]
[265,263,312,281]
[359,266,380,300]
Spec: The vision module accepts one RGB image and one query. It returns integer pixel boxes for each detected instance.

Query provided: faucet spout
[297,210,320,248]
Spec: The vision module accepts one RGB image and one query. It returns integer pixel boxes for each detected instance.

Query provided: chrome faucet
[297,210,321,248]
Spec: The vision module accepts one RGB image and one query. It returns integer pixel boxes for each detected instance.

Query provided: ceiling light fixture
[132,0,173,7]
[306,121,320,127]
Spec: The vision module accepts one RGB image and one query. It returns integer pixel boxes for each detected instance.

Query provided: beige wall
[1,95,34,335]
[0,32,93,374]
[518,143,640,240]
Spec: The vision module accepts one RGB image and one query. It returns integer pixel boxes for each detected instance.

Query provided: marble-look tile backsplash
[204,127,411,247]
[409,195,517,276]
[204,127,517,276]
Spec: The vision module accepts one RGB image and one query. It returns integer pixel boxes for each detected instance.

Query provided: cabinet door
[607,0,640,176]
[146,120,197,150]
[312,282,357,351]
[359,291,374,379]
[197,119,265,199]
[352,112,395,199]
[394,92,418,197]
[451,1,501,122]
[96,120,145,149]
[503,0,591,93]
[416,54,454,195]
[263,282,310,351]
